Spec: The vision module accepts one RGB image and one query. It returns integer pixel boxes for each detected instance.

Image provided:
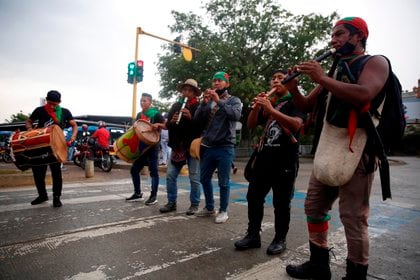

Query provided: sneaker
[53,196,62,208]
[159,202,176,213]
[196,207,216,217]
[31,196,48,205]
[186,204,199,215]
[126,193,144,202]
[215,211,229,223]
[145,196,157,205]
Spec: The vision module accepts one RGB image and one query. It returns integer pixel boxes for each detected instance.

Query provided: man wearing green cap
[194,71,242,223]
[284,17,390,280]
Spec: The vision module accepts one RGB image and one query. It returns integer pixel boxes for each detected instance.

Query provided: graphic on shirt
[265,120,282,147]
[44,118,55,128]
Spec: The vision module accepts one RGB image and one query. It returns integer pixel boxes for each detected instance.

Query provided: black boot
[31,196,48,205]
[286,241,331,280]
[342,259,368,280]
[234,231,261,250]
[266,237,286,255]
[53,196,62,207]
[159,202,176,213]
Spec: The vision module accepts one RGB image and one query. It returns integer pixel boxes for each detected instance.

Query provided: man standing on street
[194,71,242,223]
[25,90,78,207]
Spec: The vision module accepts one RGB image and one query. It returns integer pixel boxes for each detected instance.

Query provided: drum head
[134,120,160,145]
[50,125,68,163]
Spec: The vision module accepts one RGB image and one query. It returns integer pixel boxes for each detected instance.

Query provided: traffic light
[127,62,136,84]
[136,60,144,82]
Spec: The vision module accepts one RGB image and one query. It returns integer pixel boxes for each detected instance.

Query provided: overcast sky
[0,0,419,122]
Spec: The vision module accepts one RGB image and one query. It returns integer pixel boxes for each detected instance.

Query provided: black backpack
[354,55,406,154]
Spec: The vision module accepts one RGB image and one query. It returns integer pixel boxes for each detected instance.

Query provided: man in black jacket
[159,79,203,215]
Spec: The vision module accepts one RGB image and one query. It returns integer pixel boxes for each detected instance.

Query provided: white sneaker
[215,211,229,223]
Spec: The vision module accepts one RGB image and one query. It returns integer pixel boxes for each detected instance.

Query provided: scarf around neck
[177,96,199,107]
[44,104,62,124]
[141,107,159,121]
[270,92,292,107]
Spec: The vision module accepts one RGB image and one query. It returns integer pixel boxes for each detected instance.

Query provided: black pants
[246,161,298,239]
[32,162,62,197]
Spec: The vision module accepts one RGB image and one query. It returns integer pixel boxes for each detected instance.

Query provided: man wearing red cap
[284,17,389,279]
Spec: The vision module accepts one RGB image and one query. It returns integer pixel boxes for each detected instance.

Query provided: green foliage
[157,0,338,101]
[5,110,29,123]
[397,124,420,155]
[152,100,172,115]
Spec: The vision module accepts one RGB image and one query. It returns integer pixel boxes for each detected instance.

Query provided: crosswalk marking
[0,215,190,257]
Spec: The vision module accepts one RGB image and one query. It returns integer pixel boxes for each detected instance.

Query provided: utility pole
[130,27,200,121]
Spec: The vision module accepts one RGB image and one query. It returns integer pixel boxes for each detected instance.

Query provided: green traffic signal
[127,62,136,84]
[128,62,136,76]
[127,61,144,84]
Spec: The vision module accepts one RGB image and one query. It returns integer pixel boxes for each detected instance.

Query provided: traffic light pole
[138,28,201,52]
[131,27,201,121]
[131,28,140,120]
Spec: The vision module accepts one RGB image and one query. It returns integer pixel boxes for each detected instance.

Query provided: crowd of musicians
[15,17,390,279]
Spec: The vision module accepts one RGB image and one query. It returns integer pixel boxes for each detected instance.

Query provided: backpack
[354,55,406,154]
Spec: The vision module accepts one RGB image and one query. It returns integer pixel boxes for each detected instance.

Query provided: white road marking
[65,265,109,280]
[121,247,222,279]
[0,215,190,257]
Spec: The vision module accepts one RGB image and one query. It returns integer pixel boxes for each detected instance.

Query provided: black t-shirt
[29,106,74,129]
[256,99,306,164]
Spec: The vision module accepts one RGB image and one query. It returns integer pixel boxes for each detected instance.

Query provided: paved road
[0,157,419,279]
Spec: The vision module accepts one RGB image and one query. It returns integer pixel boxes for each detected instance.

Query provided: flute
[250,87,277,109]
[281,48,337,84]
[176,97,188,124]
[251,87,298,144]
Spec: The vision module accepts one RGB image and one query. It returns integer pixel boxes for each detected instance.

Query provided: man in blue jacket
[194,71,242,223]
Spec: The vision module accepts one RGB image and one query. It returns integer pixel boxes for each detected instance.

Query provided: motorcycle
[73,137,113,172]
[0,139,13,163]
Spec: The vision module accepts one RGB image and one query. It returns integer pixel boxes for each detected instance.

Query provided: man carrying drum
[126,93,165,205]
[25,90,78,207]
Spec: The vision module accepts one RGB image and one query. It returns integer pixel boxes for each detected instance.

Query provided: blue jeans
[200,146,234,212]
[130,145,159,197]
[166,152,201,205]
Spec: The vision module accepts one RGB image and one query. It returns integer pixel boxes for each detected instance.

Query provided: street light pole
[131,27,141,121]
[130,27,201,122]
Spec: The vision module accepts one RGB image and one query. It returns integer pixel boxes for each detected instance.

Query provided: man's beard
[336,41,357,56]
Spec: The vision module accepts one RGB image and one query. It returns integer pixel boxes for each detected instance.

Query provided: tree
[5,111,29,123]
[152,99,172,115]
[157,0,338,146]
[158,0,337,101]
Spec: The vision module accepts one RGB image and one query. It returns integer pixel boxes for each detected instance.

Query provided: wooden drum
[11,125,68,171]
[113,120,160,163]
